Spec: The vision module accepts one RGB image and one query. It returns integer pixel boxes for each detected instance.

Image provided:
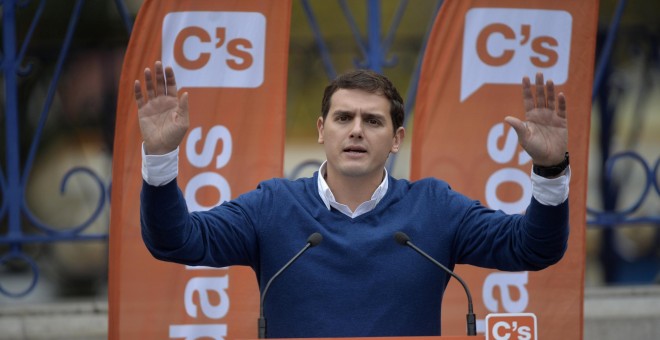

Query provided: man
[136,62,569,337]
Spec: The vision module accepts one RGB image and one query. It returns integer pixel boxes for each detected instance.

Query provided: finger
[134,80,145,109]
[535,72,545,108]
[155,61,165,97]
[144,67,155,100]
[522,76,534,112]
[557,93,567,119]
[546,80,555,111]
[179,92,190,122]
[504,116,528,145]
[165,66,178,97]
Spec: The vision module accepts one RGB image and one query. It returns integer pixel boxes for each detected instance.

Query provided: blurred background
[1,0,659,338]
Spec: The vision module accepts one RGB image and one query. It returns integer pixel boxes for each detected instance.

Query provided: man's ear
[317,116,325,144]
[391,126,405,153]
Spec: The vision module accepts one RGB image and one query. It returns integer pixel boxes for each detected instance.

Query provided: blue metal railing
[586,152,660,226]
[1,0,658,299]
[586,0,659,284]
[0,0,130,298]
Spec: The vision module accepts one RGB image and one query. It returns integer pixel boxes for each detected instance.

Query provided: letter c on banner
[493,321,511,340]
[476,23,515,66]
[174,26,211,70]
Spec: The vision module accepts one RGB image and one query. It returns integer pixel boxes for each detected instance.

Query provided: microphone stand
[258,233,322,338]
[395,232,477,336]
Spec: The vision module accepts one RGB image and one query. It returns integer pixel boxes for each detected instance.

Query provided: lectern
[249,337,485,340]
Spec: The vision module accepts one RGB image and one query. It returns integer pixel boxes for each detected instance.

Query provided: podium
[251,337,485,340]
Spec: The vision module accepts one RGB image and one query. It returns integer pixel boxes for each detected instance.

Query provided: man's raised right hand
[134,61,189,155]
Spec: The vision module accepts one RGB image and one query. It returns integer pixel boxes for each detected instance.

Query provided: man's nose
[349,119,363,139]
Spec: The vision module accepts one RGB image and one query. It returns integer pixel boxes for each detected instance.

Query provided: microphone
[258,232,323,338]
[394,231,477,336]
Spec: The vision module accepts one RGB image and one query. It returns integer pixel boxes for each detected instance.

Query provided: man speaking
[135,62,569,338]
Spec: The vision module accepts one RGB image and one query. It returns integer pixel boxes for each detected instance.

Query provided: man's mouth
[344,146,367,154]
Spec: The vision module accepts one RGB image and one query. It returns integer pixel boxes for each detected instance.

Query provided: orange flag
[412,1,598,338]
[109,1,291,338]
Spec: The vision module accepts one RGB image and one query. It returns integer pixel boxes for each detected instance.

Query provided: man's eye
[368,119,381,125]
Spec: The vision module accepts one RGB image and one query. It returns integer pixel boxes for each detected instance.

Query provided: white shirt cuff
[531,166,571,206]
[142,144,178,186]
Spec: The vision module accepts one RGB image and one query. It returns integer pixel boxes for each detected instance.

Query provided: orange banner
[109,1,291,339]
[412,1,598,339]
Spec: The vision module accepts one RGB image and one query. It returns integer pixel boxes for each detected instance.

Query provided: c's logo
[162,11,265,88]
[460,8,572,101]
[486,313,537,340]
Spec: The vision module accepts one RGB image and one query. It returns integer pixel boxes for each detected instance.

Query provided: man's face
[317,88,404,182]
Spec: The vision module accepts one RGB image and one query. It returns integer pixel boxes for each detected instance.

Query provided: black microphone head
[394,231,410,245]
[307,232,323,247]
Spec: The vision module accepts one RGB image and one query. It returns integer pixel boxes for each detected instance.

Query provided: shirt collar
[316,161,389,214]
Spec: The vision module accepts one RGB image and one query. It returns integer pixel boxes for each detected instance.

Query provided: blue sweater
[141,173,568,338]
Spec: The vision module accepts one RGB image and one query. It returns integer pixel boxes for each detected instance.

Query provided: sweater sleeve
[452,194,569,271]
[140,179,261,268]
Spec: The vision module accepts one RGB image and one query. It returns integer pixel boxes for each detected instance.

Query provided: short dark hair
[320,69,405,132]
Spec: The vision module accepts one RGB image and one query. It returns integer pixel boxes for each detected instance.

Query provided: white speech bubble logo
[162,11,265,88]
[461,8,572,102]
